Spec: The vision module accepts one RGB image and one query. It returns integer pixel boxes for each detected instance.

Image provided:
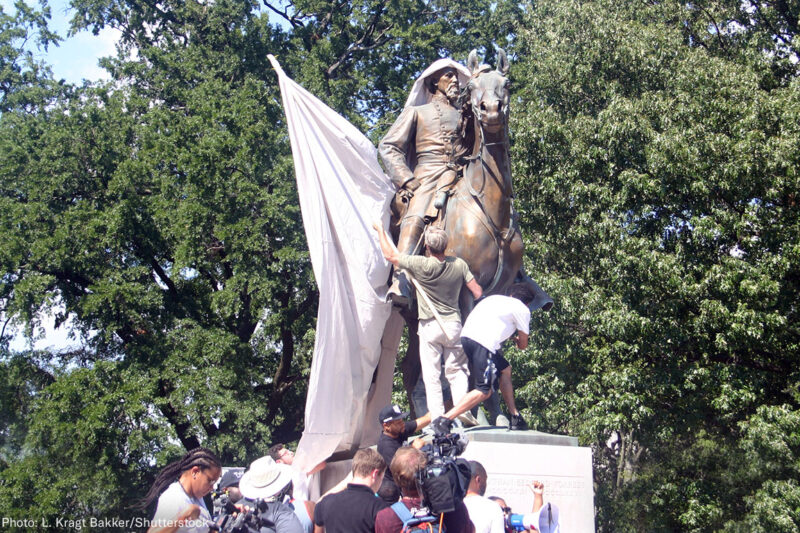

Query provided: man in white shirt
[430,284,536,434]
[463,461,505,533]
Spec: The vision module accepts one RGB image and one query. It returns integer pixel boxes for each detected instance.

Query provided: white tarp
[267,55,394,474]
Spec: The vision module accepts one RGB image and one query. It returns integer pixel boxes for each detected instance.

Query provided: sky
[3,0,287,85]
[3,0,121,84]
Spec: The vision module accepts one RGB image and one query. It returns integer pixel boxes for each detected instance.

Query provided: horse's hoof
[390,294,409,307]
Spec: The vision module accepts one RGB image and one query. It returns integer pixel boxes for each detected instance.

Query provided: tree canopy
[510,0,799,531]
[1,0,798,531]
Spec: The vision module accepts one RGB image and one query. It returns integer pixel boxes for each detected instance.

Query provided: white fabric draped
[267,55,394,474]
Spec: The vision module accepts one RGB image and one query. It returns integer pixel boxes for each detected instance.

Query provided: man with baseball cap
[217,469,245,504]
[376,404,431,504]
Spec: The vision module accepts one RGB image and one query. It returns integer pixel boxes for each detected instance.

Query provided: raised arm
[373,222,401,266]
[529,480,544,513]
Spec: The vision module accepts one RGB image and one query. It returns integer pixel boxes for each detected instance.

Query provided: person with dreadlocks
[139,447,222,533]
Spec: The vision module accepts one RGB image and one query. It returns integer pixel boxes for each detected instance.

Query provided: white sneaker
[496,414,510,428]
[457,412,480,427]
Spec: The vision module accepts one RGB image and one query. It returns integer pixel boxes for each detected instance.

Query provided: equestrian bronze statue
[379,49,553,411]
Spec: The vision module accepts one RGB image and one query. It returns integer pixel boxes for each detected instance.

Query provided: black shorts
[462,337,495,394]
[494,351,509,373]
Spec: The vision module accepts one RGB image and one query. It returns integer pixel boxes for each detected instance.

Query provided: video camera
[416,431,471,515]
[210,496,276,533]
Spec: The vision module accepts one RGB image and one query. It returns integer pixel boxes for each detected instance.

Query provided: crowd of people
[140,436,559,533]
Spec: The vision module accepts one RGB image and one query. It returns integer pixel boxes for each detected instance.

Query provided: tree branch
[262,1,304,28]
[157,378,202,451]
[150,258,178,297]
[326,1,392,79]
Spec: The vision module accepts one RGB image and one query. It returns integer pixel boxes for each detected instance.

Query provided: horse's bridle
[453,71,517,294]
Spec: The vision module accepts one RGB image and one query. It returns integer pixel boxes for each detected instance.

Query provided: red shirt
[375,496,475,533]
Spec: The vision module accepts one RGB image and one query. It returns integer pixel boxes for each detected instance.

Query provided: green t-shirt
[397,255,474,322]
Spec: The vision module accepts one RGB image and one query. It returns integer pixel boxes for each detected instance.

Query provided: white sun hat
[238,456,293,500]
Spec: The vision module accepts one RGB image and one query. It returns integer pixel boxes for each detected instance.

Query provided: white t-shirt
[463,494,506,533]
[151,481,211,533]
[461,295,531,352]
[291,467,310,501]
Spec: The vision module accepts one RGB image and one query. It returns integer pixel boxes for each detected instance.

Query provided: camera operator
[217,469,245,505]
[463,461,504,533]
[375,447,474,533]
[217,456,304,533]
[377,404,431,504]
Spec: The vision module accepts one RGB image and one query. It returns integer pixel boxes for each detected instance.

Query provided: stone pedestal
[460,427,595,533]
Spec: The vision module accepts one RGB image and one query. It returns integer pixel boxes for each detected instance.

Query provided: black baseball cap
[218,468,245,490]
[378,404,409,424]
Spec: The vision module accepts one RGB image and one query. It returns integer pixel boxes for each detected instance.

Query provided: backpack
[390,502,446,533]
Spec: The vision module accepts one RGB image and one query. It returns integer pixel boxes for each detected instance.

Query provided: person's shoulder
[377,501,403,515]
[445,256,470,271]
[511,297,531,315]
[399,254,428,268]
[474,294,504,308]
[376,503,403,526]
[477,495,503,513]
[315,491,335,512]
[279,501,306,523]
[158,481,184,501]
[373,495,390,510]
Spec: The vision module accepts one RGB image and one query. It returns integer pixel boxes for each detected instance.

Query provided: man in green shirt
[374,223,482,420]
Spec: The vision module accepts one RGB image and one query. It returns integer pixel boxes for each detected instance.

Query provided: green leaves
[0,0,61,112]
[1,0,798,530]
[511,0,800,530]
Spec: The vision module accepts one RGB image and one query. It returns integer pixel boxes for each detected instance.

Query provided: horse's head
[466,48,510,135]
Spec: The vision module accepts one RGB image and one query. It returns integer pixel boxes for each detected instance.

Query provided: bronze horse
[392,49,552,414]
[445,49,522,311]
